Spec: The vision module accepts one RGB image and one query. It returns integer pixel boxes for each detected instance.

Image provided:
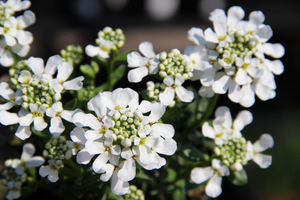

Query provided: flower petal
[175,86,194,103]
[111,170,129,195]
[139,41,155,58]
[253,133,274,152]
[77,149,94,164]
[253,153,272,169]
[0,110,19,125]
[49,117,64,135]
[159,87,175,106]
[190,166,214,184]
[233,110,253,131]
[118,158,136,182]
[92,152,110,173]
[127,66,148,83]
[205,174,223,198]
[151,123,174,138]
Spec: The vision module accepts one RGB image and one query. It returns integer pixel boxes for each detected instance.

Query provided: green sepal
[228,168,248,186]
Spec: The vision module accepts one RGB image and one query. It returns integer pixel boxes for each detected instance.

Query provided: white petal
[127,66,148,83]
[138,100,152,113]
[209,9,227,36]
[21,143,35,160]
[85,140,105,155]
[139,41,155,58]
[57,62,73,81]
[215,106,232,129]
[233,110,253,131]
[92,152,110,173]
[190,166,214,184]
[127,51,148,67]
[44,55,62,75]
[16,30,33,45]
[111,170,129,195]
[151,124,174,138]
[228,81,243,104]
[138,145,154,165]
[0,50,14,66]
[175,86,194,103]
[205,174,223,198]
[112,88,137,109]
[187,27,206,46]
[84,113,102,130]
[201,68,216,86]
[262,43,285,58]
[70,127,86,144]
[77,149,93,164]
[253,153,272,169]
[256,25,273,42]
[235,68,248,85]
[85,45,100,57]
[100,164,114,182]
[27,57,45,75]
[33,117,47,131]
[253,133,274,152]
[63,76,84,90]
[0,110,19,125]
[227,6,244,26]
[163,75,174,86]
[118,159,136,182]
[212,75,230,94]
[148,102,166,123]
[49,117,64,135]
[249,10,265,26]
[155,138,177,156]
[268,60,284,75]
[159,87,175,106]
[25,157,44,168]
[17,10,35,28]
[203,121,219,140]
[15,126,31,140]
[60,110,74,122]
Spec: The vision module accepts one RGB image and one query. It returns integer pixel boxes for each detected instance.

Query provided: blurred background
[1,0,300,199]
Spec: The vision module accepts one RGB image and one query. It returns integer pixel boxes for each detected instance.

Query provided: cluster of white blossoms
[127,42,195,107]
[186,6,284,107]
[191,106,274,198]
[39,135,75,183]
[1,143,44,200]
[0,0,35,67]
[70,88,177,195]
[85,26,125,59]
[0,55,84,140]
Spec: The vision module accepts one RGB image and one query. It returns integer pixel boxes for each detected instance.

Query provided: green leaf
[114,50,133,62]
[179,144,210,163]
[173,189,186,200]
[111,64,126,86]
[228,169,248,186]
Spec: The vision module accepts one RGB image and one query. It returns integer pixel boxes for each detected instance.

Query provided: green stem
[107,54,115,91]
[198,94,219,126]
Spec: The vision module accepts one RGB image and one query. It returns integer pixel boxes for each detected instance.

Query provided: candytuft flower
[186,6,284,107]
[71,88,177,195]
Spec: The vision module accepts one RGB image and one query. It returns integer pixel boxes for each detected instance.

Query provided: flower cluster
[0,0,35,66]
[186,6,284,107]
[1,143,44,200]
[85,26,125,59]
[71,88,177,195]
[39,135,75,182]
[0,55,84,140]
[190,106,274,197]
[127,42,195,107]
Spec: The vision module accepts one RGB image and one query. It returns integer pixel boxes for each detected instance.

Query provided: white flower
[46,101,75,135]
[85,39,114,58]
[247,133,274,168]
[127,41,159,83]
[0,82,22,111]
[39,160,60,183]
[202,106,252,145]
[186,6,284,107]
[71,88,177,195]
[191,159,229,198]
[0,10,35,66]
[10,143,45,174]
[158,75,194,106]
[1,0,31,15]
[2,143,44,200]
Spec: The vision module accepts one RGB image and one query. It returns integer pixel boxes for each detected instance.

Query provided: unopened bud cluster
[217,31,259,68]
[43,135,74,168]
[109,109,145,148]
[97,27,125,52]
[124,185,145,200]
[146,81,165,101]
[9,60,29,86]
[214,137,248,170]
[60,45,83,66]
[158,49,193,80]
[1,161,26,195]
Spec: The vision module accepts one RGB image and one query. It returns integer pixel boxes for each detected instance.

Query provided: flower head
[187,6,284,107]
[85,27,125,59]
[71,88,177,195]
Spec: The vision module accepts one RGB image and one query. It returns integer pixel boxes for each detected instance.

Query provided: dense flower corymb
[71,88,177,195]
[186,6,284,107]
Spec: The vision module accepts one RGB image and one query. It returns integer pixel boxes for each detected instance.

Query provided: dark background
[1,0,300,199]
